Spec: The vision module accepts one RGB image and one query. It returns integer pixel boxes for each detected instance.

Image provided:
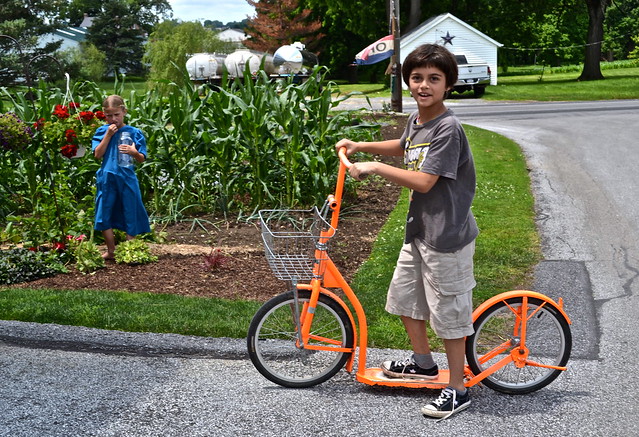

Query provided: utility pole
[389,0,402,112]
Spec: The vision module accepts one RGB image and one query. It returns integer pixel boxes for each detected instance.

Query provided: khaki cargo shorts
[385,239,476,339]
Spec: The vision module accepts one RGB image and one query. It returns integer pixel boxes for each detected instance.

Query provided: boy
[335,44,478,419]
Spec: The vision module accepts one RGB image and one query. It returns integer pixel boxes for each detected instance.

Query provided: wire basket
[259,208,335,281]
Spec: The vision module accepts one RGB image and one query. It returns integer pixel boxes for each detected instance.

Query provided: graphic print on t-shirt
[404,136,431,172]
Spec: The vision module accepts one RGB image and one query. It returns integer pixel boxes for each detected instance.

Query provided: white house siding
[38,27,88,51]
[400,13,502,86]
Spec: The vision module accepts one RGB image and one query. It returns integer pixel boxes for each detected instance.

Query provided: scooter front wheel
[247,290,354,388]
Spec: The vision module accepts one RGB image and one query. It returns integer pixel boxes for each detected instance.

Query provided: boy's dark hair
[402,44,458,89]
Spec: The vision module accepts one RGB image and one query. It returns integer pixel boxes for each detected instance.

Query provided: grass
[335,63,639,102]
[483,66,639,101]
[0,125,537,351]
[0,288,261,338]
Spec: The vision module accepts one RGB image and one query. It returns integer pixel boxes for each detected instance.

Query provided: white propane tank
[186,53,224,80]
[273,45,304,74]
[224,50,275,78]
[273,42,319,75]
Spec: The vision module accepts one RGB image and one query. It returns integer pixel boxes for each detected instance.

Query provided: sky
[167,0,255,24]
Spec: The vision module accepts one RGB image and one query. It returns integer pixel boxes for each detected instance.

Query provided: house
[400,13,502,85]
[39,27,88,51]
[38,14,94,51]
[217,28,248,47]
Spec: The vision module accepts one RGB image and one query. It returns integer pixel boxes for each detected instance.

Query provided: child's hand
[105,123,118,138]
[335,138,358,156]
[349,162,376,181]
[118,142,136,155]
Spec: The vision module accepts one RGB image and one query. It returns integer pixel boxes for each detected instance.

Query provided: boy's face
[103,107,127,129]
[408,66,450,113]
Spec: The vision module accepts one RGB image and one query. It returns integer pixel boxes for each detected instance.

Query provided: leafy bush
[114,239,158,265]
[66,234,105,274]
[0,248,64,284]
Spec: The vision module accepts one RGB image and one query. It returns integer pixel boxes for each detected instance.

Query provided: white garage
[400,13,502,86]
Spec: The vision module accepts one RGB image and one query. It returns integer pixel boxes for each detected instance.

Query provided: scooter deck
[356,367,450,388]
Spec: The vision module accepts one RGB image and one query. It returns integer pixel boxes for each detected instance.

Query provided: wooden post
[390,0,402,112]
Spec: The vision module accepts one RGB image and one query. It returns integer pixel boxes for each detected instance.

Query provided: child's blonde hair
[102,95,126,110]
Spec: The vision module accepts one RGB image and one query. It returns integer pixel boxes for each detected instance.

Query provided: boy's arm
[336,138,403,157]
[335,138,438,193]
[350,161,439,194]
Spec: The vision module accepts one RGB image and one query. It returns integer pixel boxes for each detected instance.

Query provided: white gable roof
[400,13,502,85]
[217,28,247,43]
[402,13,502,48]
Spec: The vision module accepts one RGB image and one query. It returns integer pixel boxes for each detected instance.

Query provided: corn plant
[1,68,379,248]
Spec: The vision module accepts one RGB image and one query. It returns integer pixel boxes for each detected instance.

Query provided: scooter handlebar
[338,147,353,169]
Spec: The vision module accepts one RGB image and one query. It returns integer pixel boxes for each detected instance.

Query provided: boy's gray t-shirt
[400,109,479,252]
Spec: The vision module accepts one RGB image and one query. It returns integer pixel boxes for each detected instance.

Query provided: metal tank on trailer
[186,53,226,83]
[224,50,275,78]
[272,42,319,76]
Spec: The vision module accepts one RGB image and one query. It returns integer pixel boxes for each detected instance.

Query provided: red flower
[61,143,78,158]
[78,111,94,123]
[52,241,66,251]
[53,104,70,119]
[65,129,77,142]
[95,110,106,121]
[33,117,45,130]
[69,102,80,109]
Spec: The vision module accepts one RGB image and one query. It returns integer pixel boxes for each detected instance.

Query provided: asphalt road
[2,98,638,436]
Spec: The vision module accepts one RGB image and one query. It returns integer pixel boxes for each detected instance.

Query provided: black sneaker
[380,357,439,380]
[421,387,471,419]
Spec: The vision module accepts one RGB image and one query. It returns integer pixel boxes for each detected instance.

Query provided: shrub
[114,239,158,265]
[0,248,64,284]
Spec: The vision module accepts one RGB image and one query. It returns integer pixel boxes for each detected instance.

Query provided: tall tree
[86,0,170,76]
[406,0,422,33]
[244,0,323,53]
[0,0,67,86]
[61,0,102,26]
[579,0,609,80]
[145,20,236,86]
[603,0,639,60]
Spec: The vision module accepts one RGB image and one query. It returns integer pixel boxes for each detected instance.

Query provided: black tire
[247,290,354,388]
[473,86,486,97]
[466,296,571,394]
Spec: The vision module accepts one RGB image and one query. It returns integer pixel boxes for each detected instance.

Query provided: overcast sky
[167,0,255,24]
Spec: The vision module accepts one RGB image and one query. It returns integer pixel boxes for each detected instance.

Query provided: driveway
[2,98,638,436]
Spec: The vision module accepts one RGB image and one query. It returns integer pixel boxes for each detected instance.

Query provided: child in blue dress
[92,95,151,260]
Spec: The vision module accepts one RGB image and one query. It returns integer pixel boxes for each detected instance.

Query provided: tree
[86,0,171,76]
[604,0,639,60]
[244,0,323,53]
[406,0,422,33]
[58,42,107,82]
[0,0,67,86]
[579,0,609,80]
[61,0,102,26]
[144,21,236,86]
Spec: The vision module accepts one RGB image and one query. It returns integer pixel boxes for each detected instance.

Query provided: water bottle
[118,131,134,168]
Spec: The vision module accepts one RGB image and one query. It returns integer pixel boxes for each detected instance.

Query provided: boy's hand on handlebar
[335,138,358,156]
[349,162,377,181]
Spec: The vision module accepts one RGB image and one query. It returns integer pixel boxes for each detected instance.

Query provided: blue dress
[91,125,151,236]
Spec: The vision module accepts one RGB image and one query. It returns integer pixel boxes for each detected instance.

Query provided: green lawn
[484,67,639,101]
[0,125,537,350]
[335,65,639,102]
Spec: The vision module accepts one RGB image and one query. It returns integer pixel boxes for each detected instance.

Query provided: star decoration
[442,31,455,45]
